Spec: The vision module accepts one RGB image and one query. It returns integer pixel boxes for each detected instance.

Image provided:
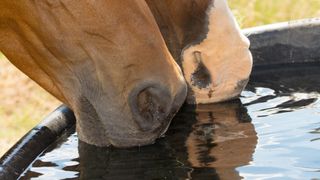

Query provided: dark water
[20,65,320,180]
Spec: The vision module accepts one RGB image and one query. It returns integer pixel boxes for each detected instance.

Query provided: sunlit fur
[0,0,187,147]
[182,0,252,104]
[147,0,252,104]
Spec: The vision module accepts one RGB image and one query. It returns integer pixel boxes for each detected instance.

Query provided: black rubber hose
[0,105,76,180]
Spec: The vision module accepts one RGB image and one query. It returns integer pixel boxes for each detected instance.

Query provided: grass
[0,57,60,156]
[229,0,320,28]
[1,0,320,156]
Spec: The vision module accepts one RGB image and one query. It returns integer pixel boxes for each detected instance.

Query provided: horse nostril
[136,88,166,130]
[191,51,212,89]
[129,83,172,132]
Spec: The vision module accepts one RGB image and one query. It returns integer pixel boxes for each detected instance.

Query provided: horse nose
[129,82,186,132]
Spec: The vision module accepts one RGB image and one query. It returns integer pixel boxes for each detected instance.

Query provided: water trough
[1,19,320,179]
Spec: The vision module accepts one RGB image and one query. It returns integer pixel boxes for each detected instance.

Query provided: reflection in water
[19,65,320,179]
[310,127,320,142]
[238,65,320,179]
[185,102,257,180]
[19,100,257,180]
[78,100,256,180]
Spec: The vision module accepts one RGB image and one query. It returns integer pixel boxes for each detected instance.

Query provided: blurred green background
[1,0,320,156]
[229,0,320,28]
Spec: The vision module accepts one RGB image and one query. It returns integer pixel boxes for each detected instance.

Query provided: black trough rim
[0,106,76,180]
[1,18,320,179]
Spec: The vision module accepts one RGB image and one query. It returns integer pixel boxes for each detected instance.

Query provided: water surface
[20,65,320,180]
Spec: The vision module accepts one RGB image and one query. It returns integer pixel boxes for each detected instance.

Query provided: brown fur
[147,0,252,104]
[0,0,187,147]
[146,0,212,64]
[0,0,252,147]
